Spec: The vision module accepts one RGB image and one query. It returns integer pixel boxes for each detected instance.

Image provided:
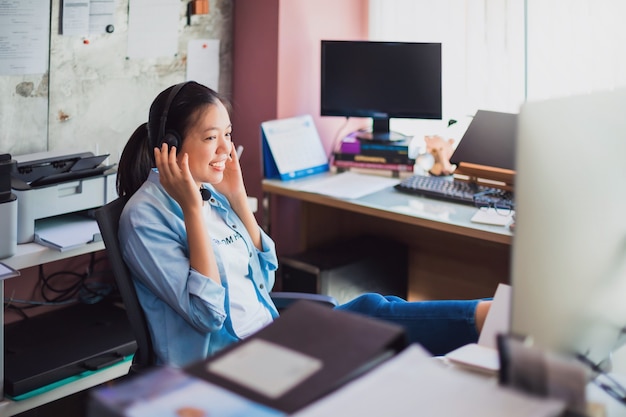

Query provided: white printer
[11,150,117,244]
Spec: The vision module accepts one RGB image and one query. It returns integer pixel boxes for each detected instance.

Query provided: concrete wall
[0,0,233,163]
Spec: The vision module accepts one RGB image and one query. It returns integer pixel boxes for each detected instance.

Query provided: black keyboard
[394,174,514,207]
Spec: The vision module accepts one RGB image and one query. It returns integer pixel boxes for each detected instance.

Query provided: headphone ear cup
[161,130,181,153]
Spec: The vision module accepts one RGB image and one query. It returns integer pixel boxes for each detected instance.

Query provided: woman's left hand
[213,142,247,201]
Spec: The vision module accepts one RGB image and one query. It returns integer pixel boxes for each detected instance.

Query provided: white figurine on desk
[419,135,457,176]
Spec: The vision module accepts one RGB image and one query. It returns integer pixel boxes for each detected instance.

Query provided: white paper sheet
[34,215,101,252]
[187,39,220,90]
[207,339,322,399]
[296,172,400,199]
[61,0,90,35]
[127,0,178,59]
[89,0,116,34]
[479,283,512,349]
[292,345,565,417]
[445,283,512,375]
[471,208,515,226]
[444,343,500,375]
[0,0,51,75]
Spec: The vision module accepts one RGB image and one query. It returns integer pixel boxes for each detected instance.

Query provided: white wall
[526,0,626,100]
[368,0,525,141]
[369,0,626,132]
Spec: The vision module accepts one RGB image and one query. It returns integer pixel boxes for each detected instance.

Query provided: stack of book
[332,132,415,173]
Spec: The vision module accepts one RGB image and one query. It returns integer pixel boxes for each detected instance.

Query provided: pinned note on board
[261,115,329,180]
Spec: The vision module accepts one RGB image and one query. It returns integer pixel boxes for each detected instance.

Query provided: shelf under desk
[0,360,131,416]
[1,241,105,271]
[0,240,112,416]
[0,196,254,414]
[262,172,512,301]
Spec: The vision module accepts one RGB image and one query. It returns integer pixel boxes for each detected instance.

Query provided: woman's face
[179,100,232,186]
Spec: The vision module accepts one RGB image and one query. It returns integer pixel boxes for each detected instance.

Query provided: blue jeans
[335,293,480,356]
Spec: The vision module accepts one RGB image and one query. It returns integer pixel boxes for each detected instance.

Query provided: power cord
[4,252,114,316]
[576,352,626,406]
[327,117,365,163]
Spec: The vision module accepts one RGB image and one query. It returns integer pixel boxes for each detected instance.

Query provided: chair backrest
[94,197,156,372]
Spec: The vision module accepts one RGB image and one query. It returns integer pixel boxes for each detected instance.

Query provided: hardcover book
[333,151,415,166]
[339,133,413,157]
[333,158,415,173]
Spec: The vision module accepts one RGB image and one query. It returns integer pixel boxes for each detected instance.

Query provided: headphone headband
[158,82,189,147]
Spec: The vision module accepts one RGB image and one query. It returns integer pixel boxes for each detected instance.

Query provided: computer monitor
[449,110,517,188]
[320,40,442,142]
[510,88,626,367]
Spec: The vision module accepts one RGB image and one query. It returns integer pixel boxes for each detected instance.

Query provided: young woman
[116,81,491,367]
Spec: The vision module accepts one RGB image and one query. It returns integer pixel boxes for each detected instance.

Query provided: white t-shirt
[204,204,272,338]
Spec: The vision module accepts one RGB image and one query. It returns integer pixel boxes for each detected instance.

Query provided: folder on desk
[184,300,407,414]
[261,115,329,180]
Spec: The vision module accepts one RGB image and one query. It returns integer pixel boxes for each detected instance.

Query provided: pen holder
[0,194,18,259]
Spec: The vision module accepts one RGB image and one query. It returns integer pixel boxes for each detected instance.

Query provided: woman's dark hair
[116,81,229,198]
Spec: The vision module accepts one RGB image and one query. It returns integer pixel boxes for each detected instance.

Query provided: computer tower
[279,236,408,305]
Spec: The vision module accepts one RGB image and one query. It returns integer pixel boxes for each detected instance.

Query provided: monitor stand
[454,162,515,192]
[356,117,407,142]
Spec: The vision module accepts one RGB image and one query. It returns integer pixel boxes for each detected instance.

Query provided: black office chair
[95,197,156,374]
[95,197,337,372]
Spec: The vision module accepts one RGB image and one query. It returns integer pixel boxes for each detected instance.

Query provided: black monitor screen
[450,110,518,171]
[321,40,442,141]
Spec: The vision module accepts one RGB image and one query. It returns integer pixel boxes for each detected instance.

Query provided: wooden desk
[263,172,512,301]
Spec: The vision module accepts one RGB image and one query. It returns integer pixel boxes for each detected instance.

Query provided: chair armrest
[270,291,338,310]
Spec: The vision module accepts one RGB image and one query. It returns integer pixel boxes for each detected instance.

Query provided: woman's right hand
[155,143,219,282]
[154,144,202,212]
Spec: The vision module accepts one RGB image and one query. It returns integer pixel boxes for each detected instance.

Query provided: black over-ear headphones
[158,82,189,152]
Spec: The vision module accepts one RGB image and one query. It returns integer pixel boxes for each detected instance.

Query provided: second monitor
[320,40,442,142]
[450,110,518,189]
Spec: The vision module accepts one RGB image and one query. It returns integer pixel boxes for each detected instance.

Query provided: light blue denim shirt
[118,170,279,367]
